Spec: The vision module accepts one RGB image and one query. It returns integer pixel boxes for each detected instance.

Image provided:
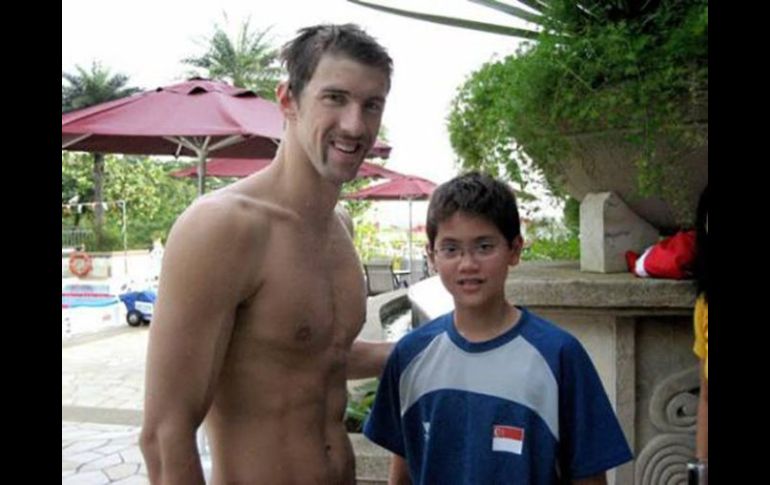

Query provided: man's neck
[268,143,343,222]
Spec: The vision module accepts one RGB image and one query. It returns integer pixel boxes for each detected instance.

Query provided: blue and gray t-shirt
[364,308,633,484]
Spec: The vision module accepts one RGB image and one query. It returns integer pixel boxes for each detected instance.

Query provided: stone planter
[556,124,708,232]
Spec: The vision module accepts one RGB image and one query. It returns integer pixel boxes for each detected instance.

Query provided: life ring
[69,252,93,278]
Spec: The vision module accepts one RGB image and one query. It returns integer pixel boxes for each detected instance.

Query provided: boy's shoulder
[392,312,453,365]
[518,308,585,357]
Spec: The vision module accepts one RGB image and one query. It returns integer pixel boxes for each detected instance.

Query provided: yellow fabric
[693,295,708,379]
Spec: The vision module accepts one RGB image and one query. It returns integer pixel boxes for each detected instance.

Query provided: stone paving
[62,327,149,484]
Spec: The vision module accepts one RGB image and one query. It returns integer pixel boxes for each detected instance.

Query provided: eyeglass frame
[428,237,512,262]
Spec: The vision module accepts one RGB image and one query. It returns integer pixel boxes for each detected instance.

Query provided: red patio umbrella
[344,175,437,271]
[170,157,406,180]
[170,158,272,178]
[345,176,437,200]
[62,78,392,195]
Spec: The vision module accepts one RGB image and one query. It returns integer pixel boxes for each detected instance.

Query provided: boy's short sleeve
[558,338,633,479]
[363,347,406,457]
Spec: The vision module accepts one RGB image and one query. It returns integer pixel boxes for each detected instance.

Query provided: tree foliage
[183,14,282,99]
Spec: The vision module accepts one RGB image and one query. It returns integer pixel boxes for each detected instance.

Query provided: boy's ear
[425,243,436,271]
[508,235,524,267]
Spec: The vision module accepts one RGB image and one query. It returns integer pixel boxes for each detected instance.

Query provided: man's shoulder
[165,191,290,274]
[178,190,295,240]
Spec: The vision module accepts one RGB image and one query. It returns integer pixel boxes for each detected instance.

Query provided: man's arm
[347,339,394,379]
[140,200,265,484]
[388,454,411,485]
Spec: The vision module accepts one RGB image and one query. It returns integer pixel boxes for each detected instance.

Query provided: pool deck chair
[364,260,400,296]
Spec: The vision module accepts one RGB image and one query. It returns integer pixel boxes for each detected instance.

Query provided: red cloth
[625,230,696,279]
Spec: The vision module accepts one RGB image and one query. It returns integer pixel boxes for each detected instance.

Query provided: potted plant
[350,0,708,231]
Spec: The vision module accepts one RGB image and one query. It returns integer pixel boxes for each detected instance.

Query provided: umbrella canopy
[344,175,437,271]
[344,176,436,201]
[62,78,392,194]
[170,158,271,178]
[169,157,406,180]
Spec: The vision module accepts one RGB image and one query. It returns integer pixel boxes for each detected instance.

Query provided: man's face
[287,53,389,185]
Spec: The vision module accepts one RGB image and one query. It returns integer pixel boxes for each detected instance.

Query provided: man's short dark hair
[426,172,521,249]
[280,23,393,100]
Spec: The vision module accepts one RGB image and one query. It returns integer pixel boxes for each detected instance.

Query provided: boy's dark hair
[280,23,393,101]
[693,184,709,301]
[426,172,521,249]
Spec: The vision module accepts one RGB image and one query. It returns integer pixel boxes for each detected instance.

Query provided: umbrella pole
[121,200,128,277]
[197,151,207,196]
[407,199,413,273]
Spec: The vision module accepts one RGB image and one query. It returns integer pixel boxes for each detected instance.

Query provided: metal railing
[62,227,94,250]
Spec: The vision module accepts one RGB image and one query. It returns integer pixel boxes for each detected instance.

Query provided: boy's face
[278,53,388,185]
[428,212,522,310]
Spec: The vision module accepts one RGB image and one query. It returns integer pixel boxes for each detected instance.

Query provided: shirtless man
[139,24,394,484]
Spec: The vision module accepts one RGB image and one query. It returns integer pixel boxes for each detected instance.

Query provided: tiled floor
[63,327,150,483]
[62,421,147,484]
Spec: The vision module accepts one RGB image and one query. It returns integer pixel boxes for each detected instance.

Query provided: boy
[364,172,633,484]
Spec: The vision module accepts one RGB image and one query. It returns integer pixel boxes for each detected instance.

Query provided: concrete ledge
[411,261,695,323]
[349,288,408,396]
[505,261,695,311]
[358,288,408,341]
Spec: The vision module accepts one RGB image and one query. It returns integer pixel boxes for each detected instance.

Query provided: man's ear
[277,81,297,120]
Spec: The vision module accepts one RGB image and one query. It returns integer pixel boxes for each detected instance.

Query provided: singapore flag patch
[492,425,524,454]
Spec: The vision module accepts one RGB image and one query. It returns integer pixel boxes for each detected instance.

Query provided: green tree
[62,152,95,228]
[62,153,197,250]
[104,156,197,248]
[62,62,141,248]
[183,14,282,99]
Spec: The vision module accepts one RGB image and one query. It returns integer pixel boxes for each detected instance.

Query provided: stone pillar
[580,192,659,273]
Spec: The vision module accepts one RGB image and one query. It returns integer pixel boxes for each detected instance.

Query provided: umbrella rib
[164,136,202,156]
[61,133,92,149]
[208,134,247,153]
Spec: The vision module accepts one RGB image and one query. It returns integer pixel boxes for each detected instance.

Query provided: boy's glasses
[432,240,503,261]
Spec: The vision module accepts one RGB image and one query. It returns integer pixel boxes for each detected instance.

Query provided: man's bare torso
[203,185,366,484]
